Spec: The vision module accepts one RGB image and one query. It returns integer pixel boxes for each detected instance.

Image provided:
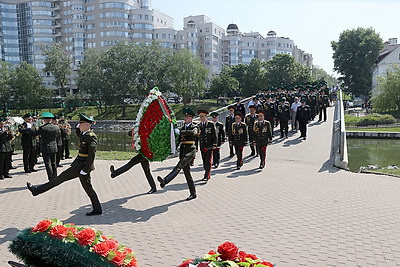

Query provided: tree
[43,43,72,96]
[371,65,400,111]
[230,63,248,94]
[167,49,208,103]
[11,62,53,112]
[0,61,14,111]
[209,67,240,97]
[331,27,383,96]
[243,59,266,96]
[312,66,338,87]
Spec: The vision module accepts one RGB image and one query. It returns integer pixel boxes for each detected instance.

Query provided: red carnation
[75,228,96,246]
[217,242,239,261]
[208,250,217,255]
[93,239,118,257]
[49,225,69,238]
[177,259,193,267]
[111,251,125,266]
[125,257,138,267]
[238,250,258,262]
[32,219,52,232]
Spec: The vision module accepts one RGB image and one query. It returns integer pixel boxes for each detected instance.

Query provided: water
[347,138,400,172]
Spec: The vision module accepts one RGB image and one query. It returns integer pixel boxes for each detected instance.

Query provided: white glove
[76,123,80,128]
[27,123,32,129]
[174,128,180,135]
[80,170,87,176]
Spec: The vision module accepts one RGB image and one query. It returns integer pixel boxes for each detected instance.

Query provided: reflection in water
[347,138,400,172]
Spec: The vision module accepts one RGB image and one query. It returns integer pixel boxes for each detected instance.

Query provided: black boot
[141,159,157,193]
[27,182,39,196]
[186,178,197,201]
[157,168,180,188]
[27,181,55,196]
[147,187,156,194]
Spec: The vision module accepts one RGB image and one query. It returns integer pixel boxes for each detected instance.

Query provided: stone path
[1,107,400,266]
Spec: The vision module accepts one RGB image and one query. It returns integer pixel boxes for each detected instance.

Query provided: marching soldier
[318,90,329,122]
[231,112,247,170]
[225,105,236,157]
[18,113,38,173]
[234,97,246,117]
[254,110,273,169]
[245,105,258,156]
[52,116,63,167]
[276,98,291,138]
[296,99,312,140]
[27,113,103,216]
[210,112,225,168]
[0,116,13,179]
[197,109,217,182]
[157,107,198,201]
[59,113,72,159]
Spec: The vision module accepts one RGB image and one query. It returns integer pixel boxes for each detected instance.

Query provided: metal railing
[332,90,348,169]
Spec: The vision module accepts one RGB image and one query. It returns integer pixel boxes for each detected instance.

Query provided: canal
[347,138,400,172]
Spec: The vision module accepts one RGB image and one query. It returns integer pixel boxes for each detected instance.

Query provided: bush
[354,113,396,126]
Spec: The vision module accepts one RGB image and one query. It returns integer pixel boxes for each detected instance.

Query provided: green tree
[312,66,338,87]
[43,43,72,96]
[167,49,208,103]
[11,62,53,112]
[372,65,400,111]
[230,63,248,94]
[331,27,383,96]
[243,59,266,96]
[209,67,240,97]
[0,61,14,111]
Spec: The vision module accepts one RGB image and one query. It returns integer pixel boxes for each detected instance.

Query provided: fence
[332,90,348,169]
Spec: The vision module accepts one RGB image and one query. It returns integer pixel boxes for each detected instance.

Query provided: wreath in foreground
[178,241,275,267]
[8,219,138,267]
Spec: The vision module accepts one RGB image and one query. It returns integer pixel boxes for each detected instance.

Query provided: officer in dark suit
[253,110,273,169]
[33,112,60,181]
[197,109,217,182]
[296,99,312,140]
[309,91,318,120]
[18,113,38,173]
[51,116,63,167]
[59,113,72,159]
[225,105,236,157]
[318,90,329,122]
[231,112,247,170]
[27,113,102,216]
[263,97,276,137]
[234,97,246,117]
[110,129,157,194]
[0,116,13,179]
[210,112,225,168]
[245,105,258,156]
[157,107,198,201]
[276,98,291,138]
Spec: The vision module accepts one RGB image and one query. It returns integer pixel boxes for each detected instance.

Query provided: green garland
[148,116,174,162]
[9,228,113,267]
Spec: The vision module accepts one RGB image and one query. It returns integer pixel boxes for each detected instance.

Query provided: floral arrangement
[178,242,275,267]
[133,87,177,161]
[8,218,138,267]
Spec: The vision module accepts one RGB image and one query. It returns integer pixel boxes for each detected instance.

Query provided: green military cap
[23,113,32,118]
[210,111,219,117]
[59,112,65,116]
[197,109,209,115]
[182,107,195,117]
[301,98,307,103]
[234,97,241,102]
[53,115,59,119]
[41,112,54,119]
[78,113,95,123]
[3,112,10,117]
[249,104,257,109]
[227,105,235,110]
[234,112,244,119]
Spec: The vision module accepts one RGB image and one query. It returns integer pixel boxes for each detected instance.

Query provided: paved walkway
[1,107,400,266]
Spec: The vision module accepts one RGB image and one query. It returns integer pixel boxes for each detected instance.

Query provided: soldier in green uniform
[59,113,72,159]
[245,105,258,156]
[197,109,217,182]
[18,113,38,173]
[276,98,291,138]
[52,116,63,167]
[157,107,198,201]
[27,113,102,216]
[32,112,60,181]
[231,112,248,170]
[225,105,236,157]
[210,112,225,168]
[254,110,273,169]
[0,116,13,179]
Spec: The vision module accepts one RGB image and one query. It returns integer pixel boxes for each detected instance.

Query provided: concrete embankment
[346,131,400,138]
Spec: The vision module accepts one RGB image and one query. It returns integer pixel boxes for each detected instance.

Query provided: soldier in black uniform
[27,113,102,216]
[33,112,60,181]
[210,112,225,168]
[231,112,248,170]
[225,105,236,157]
[18,113,38,173]
[276,98,291,138]
[318,90,329,122]
[197,109,217,182]
[263,97,276,137]
[59,113,72,159]
[234,97,246,117]
[309,90,318,120]
[157,107,198,201]
[296,99,312,140]
[110,129,157,194]
[245,105,258,156]
[0,116,13,179]
[52,116,63,167]
[253,110,273,169]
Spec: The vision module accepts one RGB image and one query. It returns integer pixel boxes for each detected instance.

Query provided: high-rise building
[0,0,312,93]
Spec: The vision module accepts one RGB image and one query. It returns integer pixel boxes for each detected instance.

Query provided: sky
[152,0,399,76]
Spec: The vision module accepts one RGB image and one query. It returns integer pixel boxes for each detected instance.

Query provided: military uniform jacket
[178,123,199,159]
[56,125,63,146]
[71,129,97,173]
[214,121,225,147]
[198,121,217,148]
[59,120,71,140]
[245,113,257,137]
[231,122,248,147]
[318,95,329,108]
[37,123,60,154]
[18,122,38,147]
[0,128,13,152]
[225,114,235,140]
[277,104,291,121]
[234,103,246,117]
[253,120,273,146]
[263,102,276,120]
[296,105,312,122]
[309,95,318,107]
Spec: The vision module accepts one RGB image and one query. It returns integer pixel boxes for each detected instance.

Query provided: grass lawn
[347,127,400,132]
[69,150,137,161]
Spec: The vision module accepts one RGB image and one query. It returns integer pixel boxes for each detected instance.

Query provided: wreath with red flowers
[8,219,138,267]
[178,241,275,267]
